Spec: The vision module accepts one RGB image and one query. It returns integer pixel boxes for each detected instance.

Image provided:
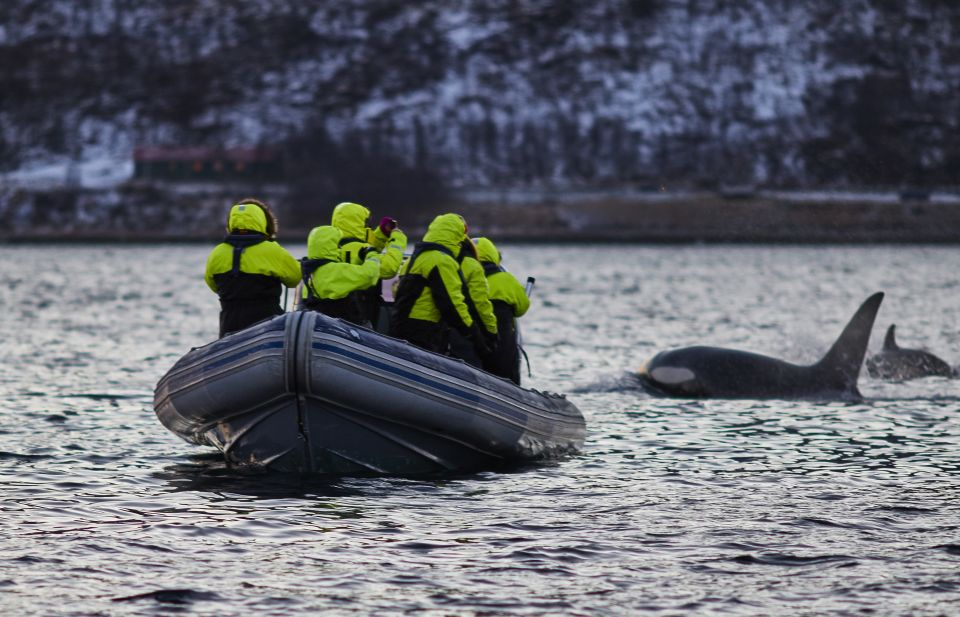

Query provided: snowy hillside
[1,0,958,200]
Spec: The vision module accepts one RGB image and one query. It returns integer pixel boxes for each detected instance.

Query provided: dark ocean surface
[2,244,959,616]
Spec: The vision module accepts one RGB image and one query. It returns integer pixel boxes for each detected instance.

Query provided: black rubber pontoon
[154,312,585,474]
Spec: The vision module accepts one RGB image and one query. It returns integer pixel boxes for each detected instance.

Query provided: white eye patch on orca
[650,366,696,384]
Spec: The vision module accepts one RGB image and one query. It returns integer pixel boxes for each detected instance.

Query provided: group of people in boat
[204,198,531,384]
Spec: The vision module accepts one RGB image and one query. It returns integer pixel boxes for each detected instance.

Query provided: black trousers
[390,317,446,354]
[483,304,521,384]
[448,329,483,368]
[219,300,282,338]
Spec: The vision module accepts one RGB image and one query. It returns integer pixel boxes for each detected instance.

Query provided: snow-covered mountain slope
[1,0,958,192]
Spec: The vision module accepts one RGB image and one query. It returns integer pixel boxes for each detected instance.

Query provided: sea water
[2,243,959,616]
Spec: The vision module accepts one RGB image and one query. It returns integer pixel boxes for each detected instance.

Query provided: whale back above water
[638,292,884,400]
[865,324,955,381]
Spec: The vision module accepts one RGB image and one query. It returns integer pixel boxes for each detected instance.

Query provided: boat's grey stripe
[155,350,285,409]
[314,342,527,421]
[308,395,505,462]
[311,333,581,420]
[310,337,526,408]
[205,341,284,371]
[157,332,285,389]
[159,330,285,376]
[306,354,580,444]
[310,341,583,428]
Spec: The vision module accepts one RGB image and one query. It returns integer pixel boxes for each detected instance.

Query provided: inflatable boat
[154,311,585,474]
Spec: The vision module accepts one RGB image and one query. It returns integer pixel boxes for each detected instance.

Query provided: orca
[637,292,884,400]
[866,324,955,381]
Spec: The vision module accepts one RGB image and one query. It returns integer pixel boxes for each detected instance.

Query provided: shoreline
[2,189,958,244]
[3,233,960,245]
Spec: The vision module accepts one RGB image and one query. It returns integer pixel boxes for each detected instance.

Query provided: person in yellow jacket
[204,199,301,338]
[474,237,531,384]
[448,236,498,366]
[299,225,382,324]
[389,213,477,354]
[330,202,408,328]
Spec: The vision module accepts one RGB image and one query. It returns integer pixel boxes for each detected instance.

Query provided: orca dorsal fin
[883,324,898,350]
[814,292,884,395]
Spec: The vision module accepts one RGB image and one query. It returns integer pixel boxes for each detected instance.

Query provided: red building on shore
[133,146,282,181]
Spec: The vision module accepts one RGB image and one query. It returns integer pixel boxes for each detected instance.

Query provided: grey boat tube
[154,312,586,474]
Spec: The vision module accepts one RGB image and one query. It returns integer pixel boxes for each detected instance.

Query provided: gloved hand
[470,324,497,356]
[482,328,499,356]
[467,324,487,355]
[379,217,398,235]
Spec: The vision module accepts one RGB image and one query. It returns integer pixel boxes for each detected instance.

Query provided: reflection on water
[2,244,960,615]
[154,456,353,498]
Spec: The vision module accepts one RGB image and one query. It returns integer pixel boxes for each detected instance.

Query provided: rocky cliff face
[2,1,958,212]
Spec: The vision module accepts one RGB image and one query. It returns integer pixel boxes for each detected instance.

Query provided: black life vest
[338,236,369,265]
[213,233,280,302]
[300,257,335,303]
[225,232,266,271]
[337,237,381,323]
[482,261,503,276]
[299,257,367,324]
[213,232,282,337]
[391,242,456,325]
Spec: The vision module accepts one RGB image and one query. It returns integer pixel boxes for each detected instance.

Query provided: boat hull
[154,312,585,474]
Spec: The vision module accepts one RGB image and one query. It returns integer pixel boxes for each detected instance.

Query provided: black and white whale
[866,324,956,381]
[637,292,884,400]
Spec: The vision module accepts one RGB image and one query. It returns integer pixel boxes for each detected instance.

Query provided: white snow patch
[1,157,133,190]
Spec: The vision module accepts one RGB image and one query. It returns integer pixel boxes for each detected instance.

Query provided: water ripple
[3,244,960,615]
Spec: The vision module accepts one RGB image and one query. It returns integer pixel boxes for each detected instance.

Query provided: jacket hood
[423,213,467,253]
[331,202,371,240]
[474,237,500,265]
[226,203,268,234]
[306,225,343,260]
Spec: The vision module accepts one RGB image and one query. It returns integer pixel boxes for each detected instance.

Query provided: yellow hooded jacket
[393,213,474,332]
[204,202,301,336]
[330,202,407,279]
[474,237,530,317]
[459,240,498,335]
[301,226,381,301]
[204,203,301,293]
